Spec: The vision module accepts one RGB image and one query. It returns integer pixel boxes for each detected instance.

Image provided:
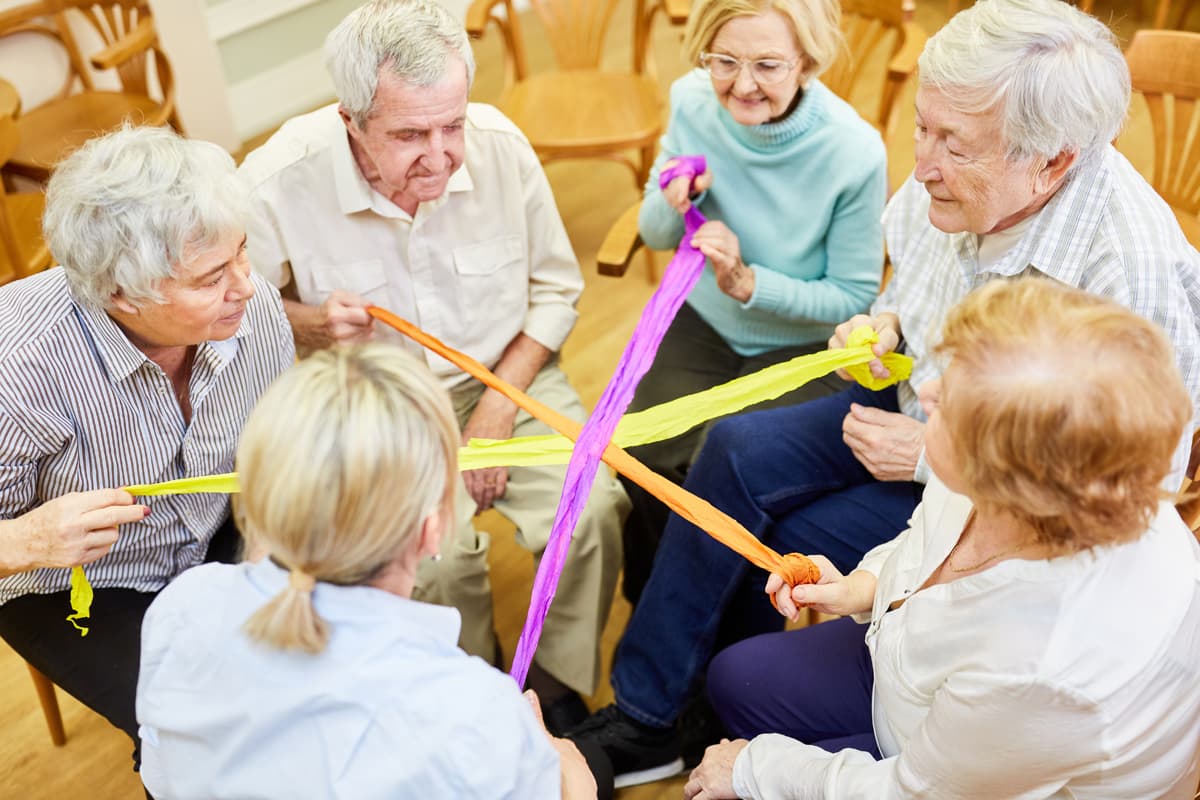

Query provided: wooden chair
[596,0,925,277]
[1125,30,1200,251]
[27,662,66,746]
[0,0,181,184]
[0,85,52,287]
[465,0,665,191]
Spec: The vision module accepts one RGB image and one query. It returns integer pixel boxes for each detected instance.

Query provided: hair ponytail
[242,568,330,654]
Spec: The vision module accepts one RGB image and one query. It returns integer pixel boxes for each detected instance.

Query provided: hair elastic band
[288,569,316,593]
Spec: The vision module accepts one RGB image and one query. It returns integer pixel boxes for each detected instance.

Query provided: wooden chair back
[0,0,178,182]
[823,0,923,138]
[1125,29,1200,217]
[472,0,656,88]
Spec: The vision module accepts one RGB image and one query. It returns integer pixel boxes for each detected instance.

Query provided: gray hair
[43,125,247,310]
[325,0,476,129]
[918,0,1130,165]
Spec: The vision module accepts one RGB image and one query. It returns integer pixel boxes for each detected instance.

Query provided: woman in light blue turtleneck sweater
[621,0,887,604]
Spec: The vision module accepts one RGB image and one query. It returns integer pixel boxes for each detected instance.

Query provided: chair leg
[643,247,658,285]
[26,661,66,746]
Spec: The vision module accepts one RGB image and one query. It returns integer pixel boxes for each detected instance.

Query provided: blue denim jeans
[611,384,923,728]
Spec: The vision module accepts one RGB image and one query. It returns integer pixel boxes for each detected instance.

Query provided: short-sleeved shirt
[138,559,562,799]
[0,269,294,603]
[238,103,583,388]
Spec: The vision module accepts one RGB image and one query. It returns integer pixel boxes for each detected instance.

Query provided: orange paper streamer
[367,306,819,592]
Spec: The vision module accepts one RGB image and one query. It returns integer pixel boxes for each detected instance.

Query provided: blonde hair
[239,344,459,654]
[683,0,843,82]
[935,278,1190,551]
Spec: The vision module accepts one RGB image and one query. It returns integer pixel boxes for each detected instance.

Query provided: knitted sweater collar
[717,79,826,149]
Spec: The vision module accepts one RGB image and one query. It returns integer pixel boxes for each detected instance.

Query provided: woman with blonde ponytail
[135,344,605,799]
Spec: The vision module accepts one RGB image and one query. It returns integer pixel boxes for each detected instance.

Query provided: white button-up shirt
[239,103,583,388]
[732,477,1200,799]
[138,559,562,799]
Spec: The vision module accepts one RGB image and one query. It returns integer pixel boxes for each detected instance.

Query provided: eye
[443,123,463,134]
[914,124,927,139]
[754,60,787,76]
[204,270,224,287]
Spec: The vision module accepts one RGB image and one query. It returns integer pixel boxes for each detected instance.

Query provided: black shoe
[566,704,684,788]
[540,690,590,737]
[679,693,728,770]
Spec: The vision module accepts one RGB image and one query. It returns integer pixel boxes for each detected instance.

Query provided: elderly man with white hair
[238,0,629,733]
[567,0,1200,787]
[0,125,294,768]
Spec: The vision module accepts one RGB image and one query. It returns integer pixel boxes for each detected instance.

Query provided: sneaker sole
[613,757,686,789]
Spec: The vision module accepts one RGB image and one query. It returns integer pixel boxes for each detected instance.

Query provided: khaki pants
[413,362,629,695]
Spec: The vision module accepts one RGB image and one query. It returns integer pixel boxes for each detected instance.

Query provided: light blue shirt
[137,559,561,799]
[639,71,887,356]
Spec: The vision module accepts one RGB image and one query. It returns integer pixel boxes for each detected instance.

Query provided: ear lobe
[338,105,359,137]
[416,507,447,560]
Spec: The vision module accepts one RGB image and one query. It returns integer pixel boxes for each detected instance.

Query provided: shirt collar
[72,291,250,383]
[972,146,1114,282]
[330,122,476,219]
[248,557,463,646]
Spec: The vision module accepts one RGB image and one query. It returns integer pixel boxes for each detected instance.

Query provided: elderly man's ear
[109,289,140,316]
[1035,149,1078,193]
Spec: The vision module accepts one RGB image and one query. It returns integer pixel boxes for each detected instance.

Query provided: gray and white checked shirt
[0,269,294,604]
[876,145,1200,428]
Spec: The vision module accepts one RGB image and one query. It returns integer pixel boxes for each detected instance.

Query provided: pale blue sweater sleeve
[638,80,698,251]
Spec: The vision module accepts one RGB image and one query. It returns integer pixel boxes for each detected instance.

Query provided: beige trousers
[413,362,629,695]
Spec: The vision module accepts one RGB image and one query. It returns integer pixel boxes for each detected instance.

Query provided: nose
[913,133,941,183]
[421,130,449,173]
[226,255,255,301]
[732,64,758,94]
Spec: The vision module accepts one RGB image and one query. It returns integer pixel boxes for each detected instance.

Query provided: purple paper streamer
[511,155,710,688]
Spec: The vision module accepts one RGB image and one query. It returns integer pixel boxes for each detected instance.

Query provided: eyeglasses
[699,52,799,85]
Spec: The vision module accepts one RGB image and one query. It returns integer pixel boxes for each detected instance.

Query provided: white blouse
[733,477,1200,799]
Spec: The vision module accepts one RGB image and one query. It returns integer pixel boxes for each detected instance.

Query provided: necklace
[948,512,1038,573]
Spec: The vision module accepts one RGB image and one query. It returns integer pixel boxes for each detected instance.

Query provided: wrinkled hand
[842,405,925,481]
[4,489,145,573]
[829,312,901,381]
[524,690,598,800]
[662,159,714,214]
[319,289,375,344]
[766,555,876,620]
[691,221,754,303]
[461,392,517,513]
[684,739,748,800]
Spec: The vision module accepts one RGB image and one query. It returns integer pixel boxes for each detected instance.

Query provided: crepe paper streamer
[459,331,912,469]
[372,304,819,615]
[124,473,240,497]
[66,565,93,637]
[501,158,714,687]
[366,161,818,685]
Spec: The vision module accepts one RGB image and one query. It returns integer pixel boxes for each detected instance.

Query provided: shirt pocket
[451,235,527,320]
[311,259,389,306]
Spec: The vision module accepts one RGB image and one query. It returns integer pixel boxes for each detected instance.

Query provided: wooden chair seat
[6,91,162,181]
[500,71,661,154]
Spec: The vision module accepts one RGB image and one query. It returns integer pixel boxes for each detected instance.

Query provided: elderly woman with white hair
[568,0,1200,787]
[137,345,608,799]
[0,125,294,768]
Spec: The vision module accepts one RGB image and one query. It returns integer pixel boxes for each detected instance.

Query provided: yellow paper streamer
[459,327,912,469]
[125,473,240,496]
[66,565,93,637]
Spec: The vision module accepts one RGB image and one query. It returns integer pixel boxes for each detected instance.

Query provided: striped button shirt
[876,145,1200,426]
[0,269,294,604]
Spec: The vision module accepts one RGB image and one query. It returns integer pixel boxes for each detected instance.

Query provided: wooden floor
[0,0,1189,796]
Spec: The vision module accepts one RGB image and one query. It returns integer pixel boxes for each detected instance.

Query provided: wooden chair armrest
[663,0,691,25]
[465,0,507,38]
[887,22,926,82]
[89,16,155,71]
[597,201,645,277]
